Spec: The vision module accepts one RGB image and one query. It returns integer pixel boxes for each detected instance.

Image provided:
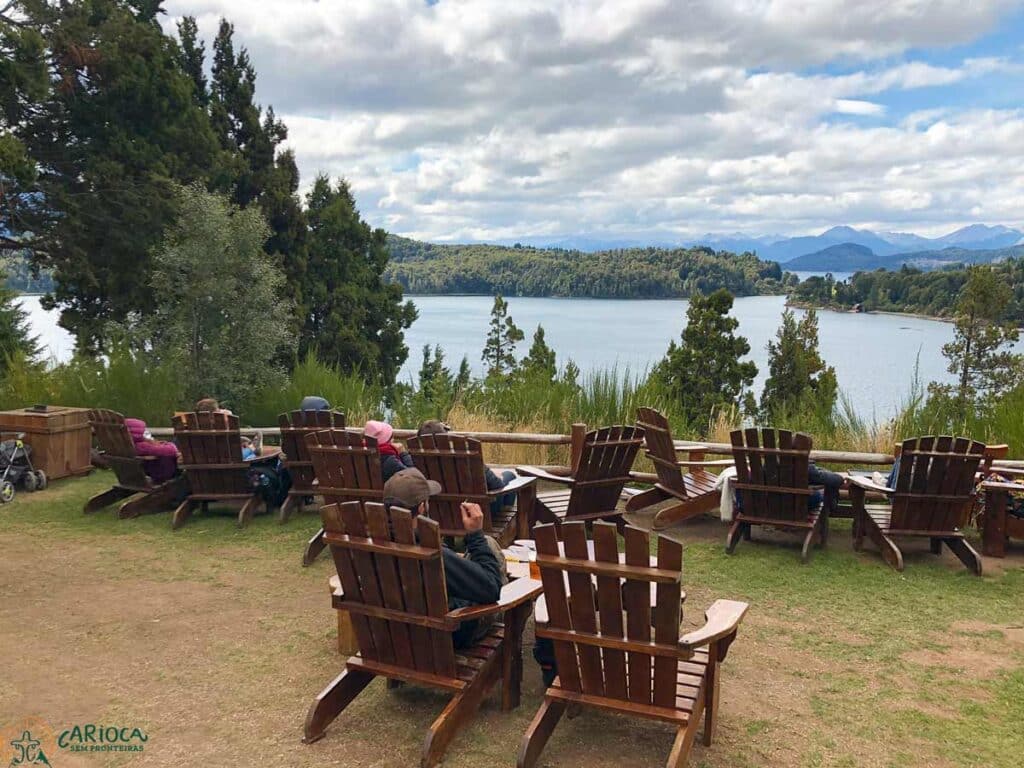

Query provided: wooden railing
[147,423,1024,470]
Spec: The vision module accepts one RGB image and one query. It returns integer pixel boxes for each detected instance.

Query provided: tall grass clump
[239,351,384,426]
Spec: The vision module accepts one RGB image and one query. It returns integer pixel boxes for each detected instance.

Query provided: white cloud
[163,0,1024,239]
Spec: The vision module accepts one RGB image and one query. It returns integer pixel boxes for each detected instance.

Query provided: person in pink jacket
[125,418,180,484]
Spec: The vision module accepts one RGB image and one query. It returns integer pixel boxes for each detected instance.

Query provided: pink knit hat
[363,420,393,444]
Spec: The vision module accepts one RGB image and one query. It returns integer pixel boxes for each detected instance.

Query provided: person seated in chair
[365,419,414,481]
[299,395,331,412]
[383,468,506,648]
[194,398,262,459]
[125,418,180,484]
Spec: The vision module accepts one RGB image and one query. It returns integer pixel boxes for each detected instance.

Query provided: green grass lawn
[2,471,1022,768]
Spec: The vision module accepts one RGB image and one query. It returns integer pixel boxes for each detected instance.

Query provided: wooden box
[0,406,93,480]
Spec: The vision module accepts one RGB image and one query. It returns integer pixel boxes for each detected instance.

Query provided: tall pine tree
[521,324,556,380]
[654,289,757,434]
[482,295,523,378]
[760,308,837,420]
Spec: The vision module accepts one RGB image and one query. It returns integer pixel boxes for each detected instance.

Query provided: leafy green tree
[4,0,222,349]
[653,289,757,434]
[303,175,415,385]
[931,266,1023,416]
[126,184,293,405]
[0,281,39,373]
[482,295,523,378]
[521,324,556,381]
[760,308,837,419]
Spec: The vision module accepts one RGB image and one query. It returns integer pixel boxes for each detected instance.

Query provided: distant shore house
[853,302,864,313]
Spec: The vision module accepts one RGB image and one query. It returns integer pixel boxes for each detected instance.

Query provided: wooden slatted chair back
[890,436,986,533]
[89,408,150,489]
[322,500,457,678]
[730,428,813,523]
[173,411,251,496]
[636,407,687,495]
[568,426,645,516]
[534,520,683,708]
[279,410,346,493]
[306,429,384,505]
[406,434,492,535]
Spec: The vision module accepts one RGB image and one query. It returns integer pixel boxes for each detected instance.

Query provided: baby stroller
[0,433,47,503]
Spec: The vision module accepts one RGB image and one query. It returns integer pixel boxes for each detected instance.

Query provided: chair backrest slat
[307,429,384,505]
[890,436,985,532]
[173,411,249,496]
[730,428,813,522]
[635,407,688,495]
[535,521,683,710]
[407,434,491,535]
[322,500,456,677]
[279,410,345,494]
[568,426,645,518]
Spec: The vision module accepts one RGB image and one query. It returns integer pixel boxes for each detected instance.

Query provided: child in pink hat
[364,420,414,481]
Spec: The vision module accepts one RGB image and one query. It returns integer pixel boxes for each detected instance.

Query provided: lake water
[18,293,1021,421]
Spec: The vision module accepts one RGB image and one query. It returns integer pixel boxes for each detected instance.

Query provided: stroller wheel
[23,471,37,492]
[34,470,47,490]
[0,481,14,503]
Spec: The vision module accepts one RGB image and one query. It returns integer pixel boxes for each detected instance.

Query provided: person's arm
[136,440,179,458]
[400,451,415,469]
[441,504,502,605]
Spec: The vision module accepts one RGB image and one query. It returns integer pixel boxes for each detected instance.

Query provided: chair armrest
[988,466,1024,477]
[678,599,749,650]
[677,459,734,468]
[445,578,543,625]
[517,466,574,485]
[847,475,894,495]
[486,475,537,497]
[982,480,1024,492]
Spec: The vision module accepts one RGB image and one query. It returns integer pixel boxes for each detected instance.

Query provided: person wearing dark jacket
[365,419,414,481]
[383,468,505,648]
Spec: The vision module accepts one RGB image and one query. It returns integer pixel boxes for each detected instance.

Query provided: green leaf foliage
[482,294,523,379]
[760,308,838,421]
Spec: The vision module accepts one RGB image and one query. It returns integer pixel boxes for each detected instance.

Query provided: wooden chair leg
[303,527,327,567]
[278,495,296,525]
[118,476,186,519]
[171,499,197,530]
[501,602,531,711]
[516,698,567,768]
[83,486,133,514]
[703,658,720,746]
[237,496,261,528]
[303,668,375,743]
[517,483,537,537]
[725,520,746,554]
[626,486,668,512]
[421,669,493,768]
[943,537,983,576]
[929,537,942,555]
[667,717,701,768]
[863,521,903,571]
[982,490,1008,557]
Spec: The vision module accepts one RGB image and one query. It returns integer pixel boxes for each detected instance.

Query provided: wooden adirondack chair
[518,425,645,529]
[849,436,987,574]
[726,428,826,563]
[171,411,279,530]
[302,429,385,567]
[981,467,1024,558]
[304,501,542,768]
[627,407,732,530]
[277,409,346,524]
[406,433,536,545]
[518,520,748,768]
[84,409,186,518]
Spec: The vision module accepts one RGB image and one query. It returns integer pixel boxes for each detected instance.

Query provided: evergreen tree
[127,184,293,405]
[303,175,415,385]
[455,356,472,392]
[417,344,453,404]
[0,281,39,373]
[760,308,837,419]
[6,0,221,348]
[653,289,757,434]
[931,265,1023,415]
[482,295,523,378]
[521,324,556,380]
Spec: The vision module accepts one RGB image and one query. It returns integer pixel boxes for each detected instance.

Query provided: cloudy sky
[163,0,1024,242]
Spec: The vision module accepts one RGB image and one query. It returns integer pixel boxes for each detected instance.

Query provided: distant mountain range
[459,223,1024,272]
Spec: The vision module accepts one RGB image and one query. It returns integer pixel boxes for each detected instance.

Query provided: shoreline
[786,299,955,324]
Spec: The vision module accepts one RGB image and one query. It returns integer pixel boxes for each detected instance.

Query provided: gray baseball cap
[383,468,442,509]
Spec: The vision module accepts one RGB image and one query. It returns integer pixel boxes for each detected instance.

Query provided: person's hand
[393,441,405,452]
[460,502,484,533]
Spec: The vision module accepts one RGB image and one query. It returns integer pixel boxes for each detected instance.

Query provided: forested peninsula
[789,260,1024,324]
[384,235,794,298]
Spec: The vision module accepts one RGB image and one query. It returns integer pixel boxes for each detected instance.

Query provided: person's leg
[808,464,843,512]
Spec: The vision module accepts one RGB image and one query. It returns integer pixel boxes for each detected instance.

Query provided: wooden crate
[0,406,92,480]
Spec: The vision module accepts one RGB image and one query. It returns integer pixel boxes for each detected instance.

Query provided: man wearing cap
[384,468,505,648]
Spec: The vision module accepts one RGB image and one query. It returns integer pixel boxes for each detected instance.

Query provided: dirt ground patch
[2,476,1023,768]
